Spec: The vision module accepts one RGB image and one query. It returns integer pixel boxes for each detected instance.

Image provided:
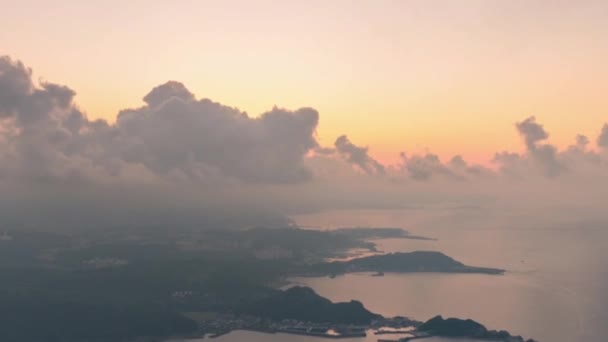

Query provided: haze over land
[1,55,608,232]
[2,2,608,341]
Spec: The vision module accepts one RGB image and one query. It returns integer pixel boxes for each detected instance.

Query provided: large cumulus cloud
[0,56,319,185]
[0,56,322,230]
[114,87,319,183]
[3,55,608,231]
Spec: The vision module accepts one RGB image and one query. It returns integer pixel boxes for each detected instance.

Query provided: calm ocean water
[174,330,479,342]
[291,209,608,342]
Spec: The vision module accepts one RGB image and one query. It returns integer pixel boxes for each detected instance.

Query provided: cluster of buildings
[190,313,419,340]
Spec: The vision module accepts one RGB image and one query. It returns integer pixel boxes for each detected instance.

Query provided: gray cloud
[516,116,549,150]
[562,134,602,167]
[142,81,195,107]
[313,146,336,156]
[399,153,491,181]
[400,153,452,181]
[3,56,608,231]
[598,124,608,149]
[516,116,563,177]
[0,56,319,185]
[449,155,492,177]
[0,57,32,117]
[575,134,589,150]
[0,56,321,230]
[114,95,319,183]
[334,135,385,175]
[492,151,524,178]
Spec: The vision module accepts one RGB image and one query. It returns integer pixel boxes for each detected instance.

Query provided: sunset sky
[2,0,608,164]
[3,4,608,341]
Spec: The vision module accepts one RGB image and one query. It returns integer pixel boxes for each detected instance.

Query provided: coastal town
[181,313,535,342]
[184,313,422,340]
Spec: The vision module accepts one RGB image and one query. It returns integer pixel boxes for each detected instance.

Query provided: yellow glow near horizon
[2,0,607,165]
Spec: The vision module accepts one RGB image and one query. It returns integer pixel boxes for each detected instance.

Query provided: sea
[175,208,608,342]
[178,330,480,342]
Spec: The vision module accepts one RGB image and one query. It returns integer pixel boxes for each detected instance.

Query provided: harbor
[183,312,424,340]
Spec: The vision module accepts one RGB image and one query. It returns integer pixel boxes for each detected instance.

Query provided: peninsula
[302,251,505,277]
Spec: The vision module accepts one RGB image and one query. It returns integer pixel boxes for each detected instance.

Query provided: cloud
[400,153,452,180]
[0,56,319,185]
[516,116,549,150]
[598,123,608,149]
[448,155,492,177]
[114,95,319,184]
[515,116,563,177]
[142,81,195,107]
[313,146,336,156]
[3,56,608,231]
[397,153,492,181]
[334,135,385,175]
[492,151,523,177]
[575,134,589,150]
[0,56,322,230]
[0,57,33,117]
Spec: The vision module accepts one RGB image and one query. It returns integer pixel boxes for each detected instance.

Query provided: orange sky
[2,0,607,164]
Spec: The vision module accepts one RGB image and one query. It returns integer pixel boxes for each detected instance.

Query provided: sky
[2,1,608,231]
[2,0,608,164]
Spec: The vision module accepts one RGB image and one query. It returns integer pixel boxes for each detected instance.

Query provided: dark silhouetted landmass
[419,315,538,342]
[0,229,518,341]
[333,227,434,240]
[0,293,197,342]
[240,286,381,324]
[305,251,505,276]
